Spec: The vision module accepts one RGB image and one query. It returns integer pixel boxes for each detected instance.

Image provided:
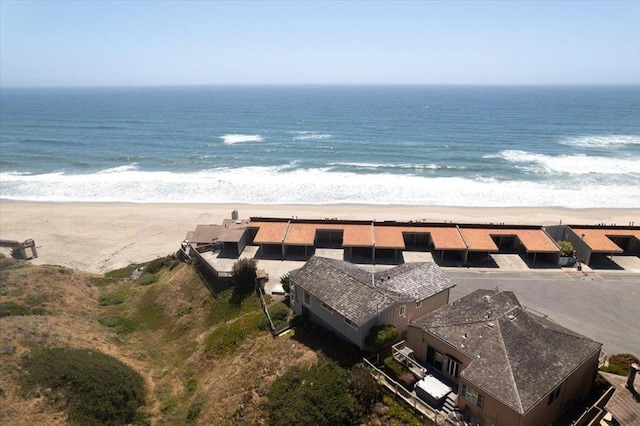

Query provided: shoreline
[1,201,638,274]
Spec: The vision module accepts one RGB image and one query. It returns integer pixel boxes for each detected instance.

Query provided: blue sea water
[1,85,639,207]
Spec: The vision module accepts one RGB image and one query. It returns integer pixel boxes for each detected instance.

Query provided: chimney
[627,363,639,391]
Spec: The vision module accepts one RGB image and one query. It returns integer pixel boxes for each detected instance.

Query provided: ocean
[1,85,639,208]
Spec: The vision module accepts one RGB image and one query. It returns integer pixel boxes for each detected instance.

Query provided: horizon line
[2,82,640,90]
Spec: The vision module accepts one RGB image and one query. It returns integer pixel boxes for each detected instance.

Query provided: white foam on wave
[96,163,139,174]
[488,150,640,175]
[289,131,332,141]
[220,134,264,145]
[559,135,640,148]
[329,162,442,170]
[1,165,638,208]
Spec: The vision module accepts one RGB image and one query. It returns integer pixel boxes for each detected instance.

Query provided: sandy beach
[0,201,637,274]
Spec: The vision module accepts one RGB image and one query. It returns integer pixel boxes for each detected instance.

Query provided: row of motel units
[187,217,640,267]
[545,224,640,266]
[198,217,564,265]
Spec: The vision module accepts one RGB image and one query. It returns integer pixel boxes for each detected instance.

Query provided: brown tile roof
[374,226,467,250]
[416,227,467,250]
[190,225,223,244]
[599,371,640,425]
[251,221,289,244]
[459,228,500,252]
[373,226,406,249]
[571,228,640,253]
[460,228,560,253]
[284,223,347,246]
[342,224,374,247]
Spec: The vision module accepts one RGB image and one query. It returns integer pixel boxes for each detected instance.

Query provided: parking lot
[446,269,640,357]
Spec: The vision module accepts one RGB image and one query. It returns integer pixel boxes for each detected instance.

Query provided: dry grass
[0,256,325,425]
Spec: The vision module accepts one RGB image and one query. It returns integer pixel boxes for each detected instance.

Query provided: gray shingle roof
[293,256,456,326]
[410,289,602,414]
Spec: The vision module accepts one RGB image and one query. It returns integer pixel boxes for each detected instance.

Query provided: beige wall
[519,349,600,426]
[407,326,601,426]
[457,379,521,426]
[406,326,472,382]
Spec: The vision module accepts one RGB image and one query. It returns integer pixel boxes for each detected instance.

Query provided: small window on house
[426,345,444,371]
[344,317,358,329]
[416,301,422,308]
[303,290,310,306]
[548,386,561,406]
[322,302,334,314]
[399,305,406,317]
[446,357,461,378]
[290,284,296,303]
[461,383,483,409]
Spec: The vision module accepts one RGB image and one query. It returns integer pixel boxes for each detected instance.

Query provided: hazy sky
[1,0,639,87]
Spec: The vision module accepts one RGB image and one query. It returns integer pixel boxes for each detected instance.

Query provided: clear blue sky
[1,0,639,87]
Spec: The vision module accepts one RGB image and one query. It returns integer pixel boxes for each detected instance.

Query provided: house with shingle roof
[406,289,602,426]
[290,256,456,349]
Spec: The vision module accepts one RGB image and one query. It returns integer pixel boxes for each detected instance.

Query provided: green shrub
[258,303,292,331]
[137,273,158,286]
[21,347,145,425]
[205,287,263,327]
[185,397,203,425]
[280,273,291,293]
[99,290,128,306]
[380,395,423,426]
[0,301,49,317]
[266,356,362,426]
[160,397,178,412]
[365,324,398,348]
[231,258,257,293]
[100,315,137,334]
[204,311,263,356]
[104,263,147,280]
[144,256,174,274]
[558,241,575,257]
[351,364,382,410]
[383,356,407,381]
[601,353,640,376]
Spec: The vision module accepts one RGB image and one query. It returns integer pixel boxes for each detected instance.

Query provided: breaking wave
[487,150,640,175]
[290,131,332,141]
[220,134,264,145]
[559,135,640,148]
[1,165,638,208]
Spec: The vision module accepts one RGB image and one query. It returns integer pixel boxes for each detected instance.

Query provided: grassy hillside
[0,254,425,425]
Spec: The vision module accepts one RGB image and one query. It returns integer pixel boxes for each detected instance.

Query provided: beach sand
[0,201,637,274]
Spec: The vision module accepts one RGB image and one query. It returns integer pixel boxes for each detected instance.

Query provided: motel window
[426,345,444,371]
[548,386,561,406]
[399,305,406,317]
[344,317,358,329]
[322,302,334,314]
[446,357,461,378]
[461,383,484,409]
[303,291,311,306]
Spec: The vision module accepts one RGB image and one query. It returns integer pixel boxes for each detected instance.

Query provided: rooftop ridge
[496,320,525,413]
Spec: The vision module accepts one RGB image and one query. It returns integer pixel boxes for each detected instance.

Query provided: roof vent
[508,314,516,321]
[486,321,495,329]
[462,333,467,339]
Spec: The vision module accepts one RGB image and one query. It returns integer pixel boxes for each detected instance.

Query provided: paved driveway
[445,269,640,356]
